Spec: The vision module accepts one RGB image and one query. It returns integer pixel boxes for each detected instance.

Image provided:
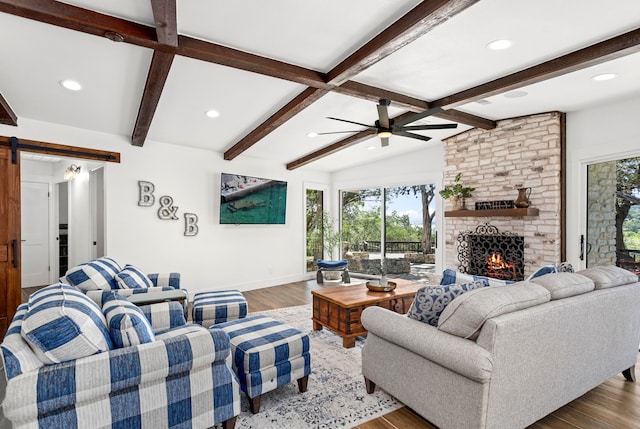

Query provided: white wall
[331,144,446,273]
[566,94,640,269]
[2,118,330,293]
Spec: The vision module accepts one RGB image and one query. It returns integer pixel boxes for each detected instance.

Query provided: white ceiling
[1,0,639,172]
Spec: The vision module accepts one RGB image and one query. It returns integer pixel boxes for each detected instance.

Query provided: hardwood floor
[244,279,640,429]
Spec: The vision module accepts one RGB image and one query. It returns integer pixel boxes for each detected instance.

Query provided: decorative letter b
[138,181,155,206]
[184,213,199,236]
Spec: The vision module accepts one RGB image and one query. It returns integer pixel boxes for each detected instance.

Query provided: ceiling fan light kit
[322,99,457,147]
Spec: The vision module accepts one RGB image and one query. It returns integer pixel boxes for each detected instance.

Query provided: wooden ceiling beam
[151,0,178,47]
[224,87,329,160]
[433,26,640,109]
[0,93,17,126]
[326,0,479,86]
[286,112,416,170]
[130,1,178,147]
[0,0,328,89]
[132,51,175,147]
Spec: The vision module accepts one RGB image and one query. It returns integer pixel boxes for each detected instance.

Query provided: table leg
[342,336,356,348]
[313,320,323,331]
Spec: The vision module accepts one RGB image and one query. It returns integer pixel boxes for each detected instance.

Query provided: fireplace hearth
[457,223,525,281]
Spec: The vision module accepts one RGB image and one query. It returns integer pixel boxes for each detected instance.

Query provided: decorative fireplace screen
[457,223,525,281]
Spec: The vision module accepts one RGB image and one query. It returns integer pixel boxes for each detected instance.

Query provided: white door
[21,181,50,287]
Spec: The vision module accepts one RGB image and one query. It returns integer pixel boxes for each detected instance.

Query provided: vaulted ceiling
[1,0,639,172]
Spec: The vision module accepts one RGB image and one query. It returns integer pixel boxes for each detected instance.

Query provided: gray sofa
[361,266,640,429]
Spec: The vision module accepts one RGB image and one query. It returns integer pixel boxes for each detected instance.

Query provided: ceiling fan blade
[394,130,432,142]
[327,117,374,128]
[380,136,390,147]
[401,123,458,131]
[317,130,362,135]
[377,100,390,129]
[394,106,444,128]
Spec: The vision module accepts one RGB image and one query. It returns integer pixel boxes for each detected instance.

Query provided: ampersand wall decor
[138,179,199,236]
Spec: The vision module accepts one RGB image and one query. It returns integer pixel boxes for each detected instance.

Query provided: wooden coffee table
[311,279,422,348]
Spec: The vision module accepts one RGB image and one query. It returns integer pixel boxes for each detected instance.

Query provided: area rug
[234,305,403,429]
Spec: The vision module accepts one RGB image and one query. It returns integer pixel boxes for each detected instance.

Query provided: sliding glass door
[305,188,324,272]
[340,184,437,277]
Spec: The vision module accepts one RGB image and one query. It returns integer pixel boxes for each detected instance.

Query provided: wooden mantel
[444,208,539,217]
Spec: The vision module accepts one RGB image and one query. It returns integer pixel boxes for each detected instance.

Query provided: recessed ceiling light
[476,99,492,105]
[504,90,528,98]
[367,146,376,150]
[307,132,318,138]
[487,39,512,50]
[205,109,220,118]
[592,73,617,81]
[60,80,82,91]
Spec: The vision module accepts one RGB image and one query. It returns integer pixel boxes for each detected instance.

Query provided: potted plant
[439,173,475,210]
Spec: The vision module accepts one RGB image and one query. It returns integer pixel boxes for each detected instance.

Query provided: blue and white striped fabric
[102,292,155,348]
[147,272,181,288]
[440,268,515,287]
[115,264,154,289]
[1,311,241,429]
[64,257,122,291]
[139,301,187,333]
[192,290,248,327]
[213,314,311,399]
[20,283,113,364]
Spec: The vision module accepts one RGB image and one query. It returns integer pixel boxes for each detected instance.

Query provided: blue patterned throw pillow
[65,257,122,291]
[407,280,489,326]
[440,269,514,287]
[116,264,153,289]
[102,292,155,348]
[21,284,113,364]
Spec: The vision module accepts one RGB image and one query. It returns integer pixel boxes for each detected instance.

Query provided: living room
[1,1,640,429]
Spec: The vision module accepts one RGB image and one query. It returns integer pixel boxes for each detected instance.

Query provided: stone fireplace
[442,112,564,278]
[457,223,525,281]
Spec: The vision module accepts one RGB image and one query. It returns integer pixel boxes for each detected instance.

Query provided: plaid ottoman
[212,314,311,413]
[192,290,248,327]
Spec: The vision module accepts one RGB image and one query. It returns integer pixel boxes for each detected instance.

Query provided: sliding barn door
[0,146,21,337]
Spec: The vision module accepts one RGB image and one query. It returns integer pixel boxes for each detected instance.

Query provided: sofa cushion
[530,272,595,299]
[102,292,155,348]
[21,284,113,364]
[407,281,488,326]
[438,282,551,340]
[576,265,638,289]
[65,257,122,291]
[440,269,514,287]
[115,264,153,289]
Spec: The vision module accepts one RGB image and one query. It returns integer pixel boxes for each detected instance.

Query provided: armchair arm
[3,326,231,422]
[362,306,493,383]
[138,301,186,333]
[147,272,181,289]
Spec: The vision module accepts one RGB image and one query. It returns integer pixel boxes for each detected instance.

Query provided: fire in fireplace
[457,223,525,281]
[486,253,517,280]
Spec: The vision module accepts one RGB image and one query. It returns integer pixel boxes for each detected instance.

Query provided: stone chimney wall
[442,112,563,277]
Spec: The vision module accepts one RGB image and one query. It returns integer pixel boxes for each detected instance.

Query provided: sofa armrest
[147,272,181,289]
[2,325,231,422]
[138,301,187,333]
[362,306,493,383]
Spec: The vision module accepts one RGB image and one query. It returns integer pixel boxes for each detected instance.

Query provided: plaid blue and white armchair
[1,284,240,429]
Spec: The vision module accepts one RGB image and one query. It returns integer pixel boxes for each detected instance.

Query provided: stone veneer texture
[442,112,563,277]
[586,161,617,266]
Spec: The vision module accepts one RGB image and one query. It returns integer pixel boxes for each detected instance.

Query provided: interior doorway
[20,153,106,286]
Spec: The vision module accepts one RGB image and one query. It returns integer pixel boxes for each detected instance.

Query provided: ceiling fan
[319,99,458,147]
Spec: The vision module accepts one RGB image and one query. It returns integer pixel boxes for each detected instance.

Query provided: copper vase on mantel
[514,187,532,208]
